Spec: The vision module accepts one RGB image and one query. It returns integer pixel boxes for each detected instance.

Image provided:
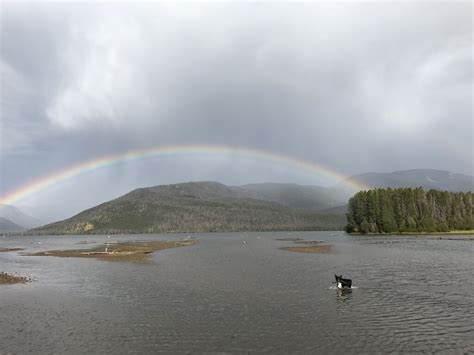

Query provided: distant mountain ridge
[0,217,25,233]
[235,183,347,211]
[0,204,42,231]
[340,169,473,193]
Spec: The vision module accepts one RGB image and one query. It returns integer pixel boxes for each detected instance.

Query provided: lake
[1,232,473,353]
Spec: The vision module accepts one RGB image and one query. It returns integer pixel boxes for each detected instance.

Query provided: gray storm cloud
[1,2,472,220]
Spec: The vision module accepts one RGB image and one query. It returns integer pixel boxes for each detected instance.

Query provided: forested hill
[345,188,473,234]
[27,182,345,235]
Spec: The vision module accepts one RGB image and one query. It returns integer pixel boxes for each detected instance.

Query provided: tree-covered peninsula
[345,188,473,234]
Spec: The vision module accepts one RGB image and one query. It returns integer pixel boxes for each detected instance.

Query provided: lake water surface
[1,232,473,353]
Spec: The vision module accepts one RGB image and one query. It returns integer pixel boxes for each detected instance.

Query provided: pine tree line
[345,188,473,233]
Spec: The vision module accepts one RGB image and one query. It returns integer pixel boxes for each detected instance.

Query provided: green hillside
[28,182,345,235]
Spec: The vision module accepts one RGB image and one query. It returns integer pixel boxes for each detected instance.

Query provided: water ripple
[1,232,473,353]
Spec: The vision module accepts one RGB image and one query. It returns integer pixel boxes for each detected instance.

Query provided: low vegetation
[0,272,30,284]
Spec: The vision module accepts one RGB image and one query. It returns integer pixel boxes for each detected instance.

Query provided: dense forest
[345,188,473,233]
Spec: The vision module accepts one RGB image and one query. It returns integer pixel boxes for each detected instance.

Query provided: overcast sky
[1,2,472,221]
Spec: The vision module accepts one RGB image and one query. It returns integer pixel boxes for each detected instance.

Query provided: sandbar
[29,240,197,263]
[0,272,30,284]
[0,247,24,252]
[280,244,332,253]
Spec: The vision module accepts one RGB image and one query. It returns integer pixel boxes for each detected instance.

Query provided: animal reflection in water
[336,287,353,302]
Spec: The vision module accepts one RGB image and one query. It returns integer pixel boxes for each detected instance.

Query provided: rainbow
[0,144,368,205]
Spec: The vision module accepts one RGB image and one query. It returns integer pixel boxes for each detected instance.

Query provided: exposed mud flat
[29,240,198,263]
[293,240,325,245]
[438,237,474,241]
[0,272,30,284]
[275,237,304,241]
[0,247,24,252]
[280,244,332,253]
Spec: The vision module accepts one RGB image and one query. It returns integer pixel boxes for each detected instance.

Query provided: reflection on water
[1,232,473,353]
[336,288,353,303]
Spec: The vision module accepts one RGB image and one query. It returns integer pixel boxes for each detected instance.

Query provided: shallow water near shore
[1,231,473,353]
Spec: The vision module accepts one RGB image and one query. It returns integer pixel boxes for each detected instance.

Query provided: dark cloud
[1,2,472,221]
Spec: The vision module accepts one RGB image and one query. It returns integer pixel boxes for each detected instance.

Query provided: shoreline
[348,230,474,236]
[6,228,344,237]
